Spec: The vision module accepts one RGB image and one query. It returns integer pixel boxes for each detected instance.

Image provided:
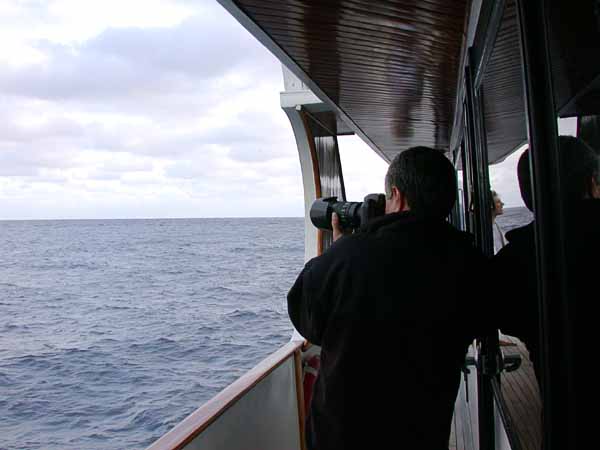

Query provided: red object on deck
[303,354,320,414]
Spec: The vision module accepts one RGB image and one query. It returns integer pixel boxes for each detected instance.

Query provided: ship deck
[450,336,542,450]
[499,335,543,450]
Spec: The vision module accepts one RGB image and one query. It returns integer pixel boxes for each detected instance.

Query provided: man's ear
[392,186,410,212]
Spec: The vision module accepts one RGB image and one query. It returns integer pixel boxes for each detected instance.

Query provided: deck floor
[499,335,542,450]
[450,337,542,450]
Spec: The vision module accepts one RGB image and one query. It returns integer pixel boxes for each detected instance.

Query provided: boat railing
[146,339,306,450]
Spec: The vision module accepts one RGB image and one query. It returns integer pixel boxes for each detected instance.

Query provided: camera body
[310,193,386,231]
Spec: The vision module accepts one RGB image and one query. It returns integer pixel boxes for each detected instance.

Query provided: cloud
[0,0,308,219]
[0,13,277,102]
[489,146,527,208]
[0,115,86,143]
[0,145,80,174]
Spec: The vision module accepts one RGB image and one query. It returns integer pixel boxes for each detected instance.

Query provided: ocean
[0,218,303,450]
[0,209,531,450]
[495,206,533,233]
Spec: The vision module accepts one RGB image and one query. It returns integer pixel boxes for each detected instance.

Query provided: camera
[310,193,386,231]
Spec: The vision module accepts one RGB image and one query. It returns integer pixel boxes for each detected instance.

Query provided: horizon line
[0,205,528,222]
[0,216,306,222]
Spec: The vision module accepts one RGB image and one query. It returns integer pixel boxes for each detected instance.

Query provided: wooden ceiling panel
[229,0,469,161]
[481,0,528,164]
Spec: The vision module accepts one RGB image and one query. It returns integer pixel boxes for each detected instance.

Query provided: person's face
[590,177,600,199]
[494,196,504,215]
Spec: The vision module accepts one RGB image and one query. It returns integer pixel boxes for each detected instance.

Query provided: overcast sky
[1,0,560,220]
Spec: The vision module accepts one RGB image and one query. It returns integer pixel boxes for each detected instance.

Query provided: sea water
[0,218,302,450]
[0,210,531,450]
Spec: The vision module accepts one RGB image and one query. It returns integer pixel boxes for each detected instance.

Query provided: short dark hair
[517,136,599,211]
[385,146,457,218]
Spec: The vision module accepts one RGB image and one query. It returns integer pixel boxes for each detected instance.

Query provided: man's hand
[332,212,344,242]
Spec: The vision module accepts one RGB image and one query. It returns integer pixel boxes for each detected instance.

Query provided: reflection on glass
[492,128,600,449]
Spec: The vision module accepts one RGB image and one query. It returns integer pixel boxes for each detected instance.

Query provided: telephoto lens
[309,194,386,231]
[309,197,362,230]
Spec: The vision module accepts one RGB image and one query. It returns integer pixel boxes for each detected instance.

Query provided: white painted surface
[280,68,322,263]
[455,345,479,450]
[281,107,319,263]
[280,65,325,347]
[280,91,323,110]
[468,348,480,450]
[184,358,301,450]
[282,65,309,91]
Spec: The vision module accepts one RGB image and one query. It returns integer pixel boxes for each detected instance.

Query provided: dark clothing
[288,212,487,450]
[491,199,600,443]
[562,199,599,436]
[491,221,541,377]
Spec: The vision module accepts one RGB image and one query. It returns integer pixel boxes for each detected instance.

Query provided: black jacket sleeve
[287,259,331,346]
[287,238,349,345]
[287,258,318,343]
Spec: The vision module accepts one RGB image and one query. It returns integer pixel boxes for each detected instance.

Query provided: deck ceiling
[221,0,469,162]
[481,0,527,164]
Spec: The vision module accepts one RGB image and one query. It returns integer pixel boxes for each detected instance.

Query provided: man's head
[491,190,504,217]
[517,136,600,211]
[559,135,600,200]
[384,146,457,218]
[517,148,534,211]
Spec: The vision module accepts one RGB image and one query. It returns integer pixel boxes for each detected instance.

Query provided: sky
[0,0,569,220]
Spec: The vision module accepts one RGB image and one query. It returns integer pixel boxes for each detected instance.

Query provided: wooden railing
[146,339,305,450]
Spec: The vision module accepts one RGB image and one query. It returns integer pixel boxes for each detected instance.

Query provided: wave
[0,372,12,385]
[128,337,179,353]
[96,304,134,311]
[209,285,236,293]
[0,218,316,450]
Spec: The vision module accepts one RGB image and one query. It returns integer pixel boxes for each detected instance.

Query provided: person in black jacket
[492,136,600,384]
[288,147,487,450]
[491,149,540,376]
[491,136,599,448]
